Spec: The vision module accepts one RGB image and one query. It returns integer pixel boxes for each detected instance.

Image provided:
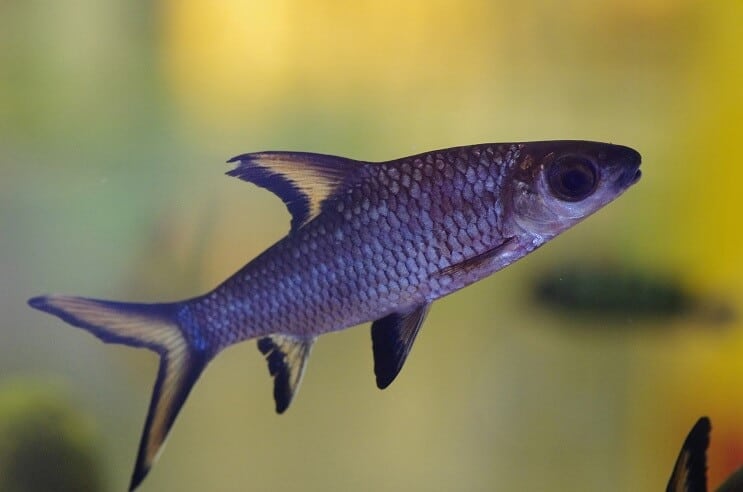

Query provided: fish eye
[547,156,598,202]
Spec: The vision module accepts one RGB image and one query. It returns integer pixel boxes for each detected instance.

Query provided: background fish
[532,262,735,325]
[28,140,640,490]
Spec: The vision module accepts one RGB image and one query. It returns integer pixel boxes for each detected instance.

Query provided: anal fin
[371,303,431,389]
[257,334,315,413]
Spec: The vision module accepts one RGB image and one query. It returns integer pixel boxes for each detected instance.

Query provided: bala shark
[29,140,641,489]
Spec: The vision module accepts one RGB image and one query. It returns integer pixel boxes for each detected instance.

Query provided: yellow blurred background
[1,0,742,490]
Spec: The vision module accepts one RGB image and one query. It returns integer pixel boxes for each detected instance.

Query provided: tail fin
[28,295,209,491]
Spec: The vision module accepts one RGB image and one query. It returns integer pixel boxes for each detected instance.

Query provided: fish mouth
[627,168,642,185]
[616,149,642,188]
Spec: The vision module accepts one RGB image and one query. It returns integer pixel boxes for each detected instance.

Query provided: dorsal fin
[371,303,431,389]
[227,151,361,231]
[257,334,315,413]
[666,417,710,492]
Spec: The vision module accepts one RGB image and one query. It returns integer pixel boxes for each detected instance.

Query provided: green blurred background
[1,1,742,490]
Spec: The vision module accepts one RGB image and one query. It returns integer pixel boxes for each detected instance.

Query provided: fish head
[507,140,641,240]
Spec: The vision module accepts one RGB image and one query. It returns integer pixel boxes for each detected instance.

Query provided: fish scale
[28,140,641,490]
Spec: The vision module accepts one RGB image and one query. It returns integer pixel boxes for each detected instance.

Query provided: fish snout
[613,146,642,188]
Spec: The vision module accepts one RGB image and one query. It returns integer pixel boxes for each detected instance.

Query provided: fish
[28,140,641,490]
[532,263,735,325]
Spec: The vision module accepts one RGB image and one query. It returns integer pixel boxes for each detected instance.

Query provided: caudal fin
[28,295,209,491]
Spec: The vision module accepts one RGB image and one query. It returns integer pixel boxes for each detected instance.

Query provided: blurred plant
[0,380,105,492]
[532,262,734,324]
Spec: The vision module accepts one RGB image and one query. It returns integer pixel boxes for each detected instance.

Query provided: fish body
[29,140,641,490]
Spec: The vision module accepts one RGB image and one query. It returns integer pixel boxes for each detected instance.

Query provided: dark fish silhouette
[533,263,735,324]
[29,140,641,489]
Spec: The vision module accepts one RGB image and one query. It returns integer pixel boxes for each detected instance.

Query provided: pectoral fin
[227,151,362,231]
[434,237,517,278]
[666,416,710,492]
[257,334,315,413]
[371,303,431,389]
